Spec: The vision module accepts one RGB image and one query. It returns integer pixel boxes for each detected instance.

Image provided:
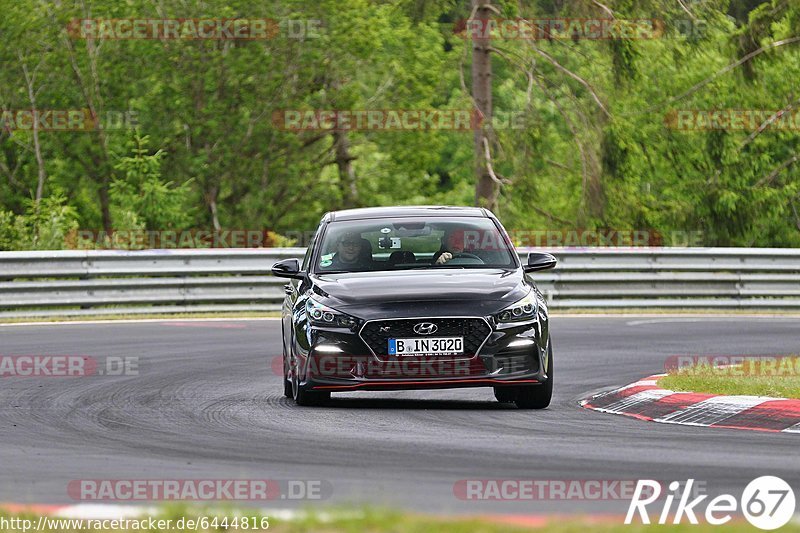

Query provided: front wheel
[283,356,293,398]
[281,333,293,398]
[291,363,330,406]
[294,386,331,406]
[514,342,553,409]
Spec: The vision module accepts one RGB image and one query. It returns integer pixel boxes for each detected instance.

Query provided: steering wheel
[444,252,484,266]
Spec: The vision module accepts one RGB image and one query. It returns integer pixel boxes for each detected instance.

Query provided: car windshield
[315,217,517,273]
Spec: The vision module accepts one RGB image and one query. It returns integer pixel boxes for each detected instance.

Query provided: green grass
[2,506,799,532]
[266,508,800,532]
[660,356,800,399]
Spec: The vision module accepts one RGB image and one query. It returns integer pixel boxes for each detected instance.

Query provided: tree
[471,0,499,211]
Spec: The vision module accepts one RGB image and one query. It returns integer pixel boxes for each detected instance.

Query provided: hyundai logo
[413,322,438,335]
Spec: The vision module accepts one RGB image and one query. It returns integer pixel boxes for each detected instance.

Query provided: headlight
[495,291,538,323]
[305,297,358,329]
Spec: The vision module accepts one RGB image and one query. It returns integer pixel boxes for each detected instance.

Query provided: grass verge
[659,356,800,399]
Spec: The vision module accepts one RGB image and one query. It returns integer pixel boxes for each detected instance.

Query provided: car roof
[325,206,489,222]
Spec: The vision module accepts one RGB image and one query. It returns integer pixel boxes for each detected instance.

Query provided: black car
[272,206,557,408]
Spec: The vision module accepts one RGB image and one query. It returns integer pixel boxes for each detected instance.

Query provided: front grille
[360,317,491,357]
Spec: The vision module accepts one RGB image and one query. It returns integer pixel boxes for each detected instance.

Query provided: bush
[0,193,78,251]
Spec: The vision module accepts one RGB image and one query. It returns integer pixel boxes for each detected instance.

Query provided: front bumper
[296,315,549,392]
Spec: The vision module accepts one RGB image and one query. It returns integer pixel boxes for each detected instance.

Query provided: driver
[433,228,468,264]
[329,231,373,270]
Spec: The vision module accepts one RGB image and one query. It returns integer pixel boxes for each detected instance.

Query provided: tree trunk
[206,186,221,231]
[20,58,46,203]
[333,130,358,208]
[99,181,113,235]
[472,0,497,211]
[61,28,114,233]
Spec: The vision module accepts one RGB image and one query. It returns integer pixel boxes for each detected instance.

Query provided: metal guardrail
[0,248,799,318]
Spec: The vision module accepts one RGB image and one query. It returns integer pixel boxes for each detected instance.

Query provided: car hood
[309,269,529,317]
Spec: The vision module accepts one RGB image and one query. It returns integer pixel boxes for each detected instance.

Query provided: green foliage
[110,135,194,230]
[0,0,799,248]
[660,356,800,400]
[0,193,78,250]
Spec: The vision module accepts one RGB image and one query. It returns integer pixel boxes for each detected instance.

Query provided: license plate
[388,337,464,356]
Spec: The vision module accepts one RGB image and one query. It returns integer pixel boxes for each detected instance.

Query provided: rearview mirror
[271,258,303,279]
[524,252,557,273]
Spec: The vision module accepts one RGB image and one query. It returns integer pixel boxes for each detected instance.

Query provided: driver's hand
[436,252,452,264]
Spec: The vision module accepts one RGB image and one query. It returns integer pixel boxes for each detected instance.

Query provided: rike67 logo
[626,476,796,530]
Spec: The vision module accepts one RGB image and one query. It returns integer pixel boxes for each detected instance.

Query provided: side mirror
[271,258,304,279]
[524,252,557,273]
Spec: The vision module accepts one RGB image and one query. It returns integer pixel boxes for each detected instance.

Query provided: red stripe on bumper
[314,378,541,390]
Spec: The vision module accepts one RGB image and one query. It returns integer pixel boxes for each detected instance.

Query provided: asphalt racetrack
[1,316,798,515]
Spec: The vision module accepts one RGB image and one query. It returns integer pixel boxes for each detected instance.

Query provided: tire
[514,342,553,410]
[281,333,292,398]
[283,357,293,398]
[294,386,331,407]
[493,386,516,403]
[291,363,330,406]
